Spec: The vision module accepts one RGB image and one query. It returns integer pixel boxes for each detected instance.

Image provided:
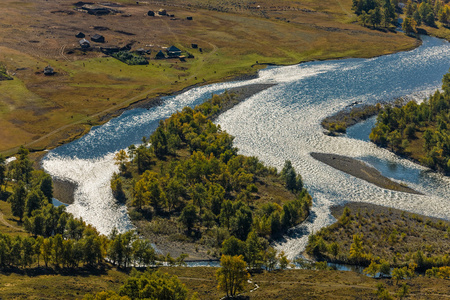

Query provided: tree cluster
[305,206,450,276]
[0,148,160,271]
[111,51,148,65]
[84,269,194,300]
[120,92,312,249]
[220,232,290,271]
[352,0,397,28]
[370,71,450,173]
[2,147,53,222]
[405,0,438,27]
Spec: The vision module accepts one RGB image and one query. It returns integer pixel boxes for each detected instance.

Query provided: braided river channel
[43,35,450,259]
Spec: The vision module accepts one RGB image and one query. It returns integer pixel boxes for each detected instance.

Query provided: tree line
[403,0,450,35]
[352,0,398,28]
[370,71,450,173]
[0,148,162,270]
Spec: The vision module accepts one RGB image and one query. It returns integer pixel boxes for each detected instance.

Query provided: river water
[43,35,450,259]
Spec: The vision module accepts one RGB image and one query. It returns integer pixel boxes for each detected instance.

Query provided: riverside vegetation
[112,91,312,264]
[370,71,450,173]
[306,203,450,275]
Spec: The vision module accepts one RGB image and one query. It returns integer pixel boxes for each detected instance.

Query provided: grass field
[0,0,417,155]
[1,266,450,299]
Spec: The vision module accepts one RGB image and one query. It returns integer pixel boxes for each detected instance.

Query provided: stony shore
[310,152,423,195]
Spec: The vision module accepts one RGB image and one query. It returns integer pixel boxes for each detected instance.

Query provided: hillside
[0,0,417,155]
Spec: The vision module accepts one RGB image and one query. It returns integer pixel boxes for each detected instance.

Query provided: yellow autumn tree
[216,255,250,298]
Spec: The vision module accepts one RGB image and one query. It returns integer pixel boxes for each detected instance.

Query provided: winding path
[0,209,23,231]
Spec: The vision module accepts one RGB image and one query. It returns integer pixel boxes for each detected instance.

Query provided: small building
[91,34,105,43]
[166,45,181,58]
[191,43,198,49]
[79,38,91,49]
[75,32,85,38]
[135,48,146,55]
[158,9,167,16]
[147,10,155,16]
[187,16,193,20]
[43,65,54,75]
[155,50,165,59]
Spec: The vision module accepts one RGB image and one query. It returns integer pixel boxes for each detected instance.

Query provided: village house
[155,50,166,59]
[44,65,54,75]
[166,45,181,58]
[91,34,105,43]
[79,38,91,49]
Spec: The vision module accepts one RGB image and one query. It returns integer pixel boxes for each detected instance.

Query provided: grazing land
[0,0,417,156]
[1,266,450,299]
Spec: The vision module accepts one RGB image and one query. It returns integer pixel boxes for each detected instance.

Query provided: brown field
[0,0,417,155]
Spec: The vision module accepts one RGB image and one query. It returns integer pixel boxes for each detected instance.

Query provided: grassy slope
[309,202,450,267]
[0,0,416,155]
[1,266,450,299]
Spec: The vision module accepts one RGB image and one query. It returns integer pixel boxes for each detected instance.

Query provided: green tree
[396,283,409,300]
[277,251,290,269]
[264,247,278,271]
[119,269,189,300]
[8,181,27,221]
[216,255,250,298]
[245,231,265,270]
[21,236,35,267]
[180,204,197,231]
[221,236,246,257]
[0,155,6,192]
[8,146,33,183]
[329,242,340,259]
[39,173,53,202]
[402,17,417,36]
[25,189,44,217]
[41,238,52,268]
[230,205,253,241]
[392,267,405,285]
[349,233,366,264]
[363,260,380,277]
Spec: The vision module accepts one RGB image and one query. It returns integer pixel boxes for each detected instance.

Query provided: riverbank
[306,201,450,269]
[310,152,422,195]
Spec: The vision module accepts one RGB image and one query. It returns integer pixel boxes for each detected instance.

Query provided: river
[43,35,450,259]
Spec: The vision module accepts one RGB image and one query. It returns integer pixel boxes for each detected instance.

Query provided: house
[44,65,54,75]
[79,38,91,49]
[147,10,155,16]
[76,32,85,38]
[91,34,105,43]
[187,16,193,20]
[155,50,165,59]
[191,43,198,49]
[166,45,181,58]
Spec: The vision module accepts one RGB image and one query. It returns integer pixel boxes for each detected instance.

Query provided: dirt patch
[52,177,77,205]
[311,152,423,195]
